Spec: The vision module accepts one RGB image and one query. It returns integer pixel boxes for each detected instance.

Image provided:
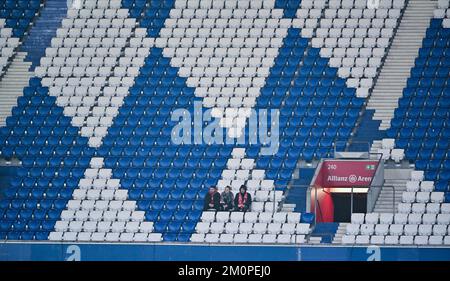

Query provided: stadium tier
[0,0,448,251]
[341,0,450,246]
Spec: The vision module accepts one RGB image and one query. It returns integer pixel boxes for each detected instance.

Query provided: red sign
[310,160,379,223]
[315,160,378,187]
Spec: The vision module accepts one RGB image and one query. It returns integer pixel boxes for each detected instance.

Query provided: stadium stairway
[332,223,347,244]
[0,53,32,126]
[0,162,19,198]
[284,168,316,213]
[367,0,436,131]
[20,0,67,70]
[372,167,412,213]
[348,109,384,152]
[309,222,339,244]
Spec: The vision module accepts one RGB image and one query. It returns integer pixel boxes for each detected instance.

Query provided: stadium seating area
[385,3,450,183]
[0,0,41,75]
[0,0,41,38]
[0,0,448,246]
[344,1,450,246]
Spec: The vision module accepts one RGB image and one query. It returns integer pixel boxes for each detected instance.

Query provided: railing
[366,152,385,212]
[334,140,370,155]
[366,185,396,214]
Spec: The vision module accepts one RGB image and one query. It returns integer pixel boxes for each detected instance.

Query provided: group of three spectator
[203,185,252,212]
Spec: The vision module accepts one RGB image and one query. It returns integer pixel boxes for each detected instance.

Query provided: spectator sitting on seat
[234,185,252,212]
[203,186,221,211]
[221,186,234,211]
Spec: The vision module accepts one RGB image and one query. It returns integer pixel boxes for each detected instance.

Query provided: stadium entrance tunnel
[308,158,383,223]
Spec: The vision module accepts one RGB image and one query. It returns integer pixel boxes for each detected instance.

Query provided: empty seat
[201,212,216,222]
[262,234,277,243]
[384,235,399,245]
[191,233,205,243]
[365,213,379,224]
[351,213,365,224]
[428,236,444,245]
[233,234,248,243]
[399,236,414,245]
[249,234,263,243]
[147,233,162,242]
[219,233,234,243]
[342,235,356,244]
[346,224,360,235]
[370,235,385,245]
[360,224,375,235]
[375,224,389,235]
[204,234,220,243]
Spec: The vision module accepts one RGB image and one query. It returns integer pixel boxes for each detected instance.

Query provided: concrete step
[366,0,435,132]
[308,237,322,244]
[0,52,32,127]
[331,224,348,244]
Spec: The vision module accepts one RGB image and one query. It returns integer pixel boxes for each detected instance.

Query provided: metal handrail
[362,184,396,215]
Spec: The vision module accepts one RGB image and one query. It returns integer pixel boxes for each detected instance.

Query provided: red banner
[315,160,379,187]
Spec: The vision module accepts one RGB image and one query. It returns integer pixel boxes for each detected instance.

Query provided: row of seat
[56,27,146,38]
[67,190,279,205]
[54,220,153,233]
[378,147,405,162]
[48,231,163,242]
[61,18,137,28]
[51,36,154,48]
[398,203,450,214]
[298,8,401,20]
[161,26,396,38]
[346,223,450,236]
[305,0,404,9]
[168,8,285,19]
[217,180,274,191]
[0,143,338,160]
[41,57,145,70]
[195,222,311,235]
[0,0,41,9]
[342,234,450,245]
[190,233,307,243]
[314,37,390,49]
[35,66,141,79]
[350,211,450,225]
[44,47,148,58]
[41,76,135,87]
[200,210,306,223]
[313,18,400,29]
[401,192,447,204]
[60,209,145,222]
[72,0,122,9]
[174,0,313,9]
[67,8,130,19]
[165,17,297,29]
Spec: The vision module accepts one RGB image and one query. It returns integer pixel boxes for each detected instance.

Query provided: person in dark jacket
[234,185,252,212]
[220,186,234,211]
[204,186,221,211]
